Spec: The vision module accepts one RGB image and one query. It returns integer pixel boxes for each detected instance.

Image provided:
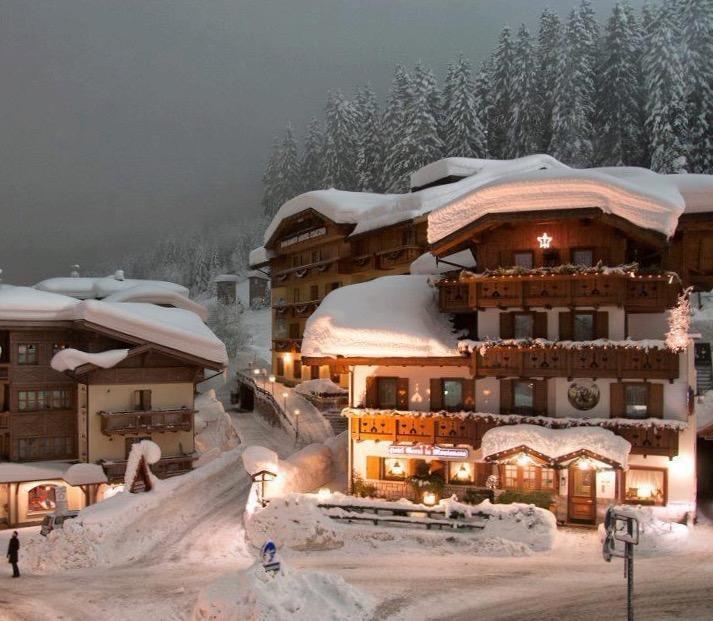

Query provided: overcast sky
[0,0,642,284]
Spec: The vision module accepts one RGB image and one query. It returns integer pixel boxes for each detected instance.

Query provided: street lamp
[268,375,276,396]
[294,409,300,445]
[282,391,288,413]
[250,469,277,508]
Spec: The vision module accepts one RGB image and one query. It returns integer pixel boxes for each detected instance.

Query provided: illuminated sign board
[387,444,470,459]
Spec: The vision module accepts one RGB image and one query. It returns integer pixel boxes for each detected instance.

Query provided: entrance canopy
[481,424,631,469]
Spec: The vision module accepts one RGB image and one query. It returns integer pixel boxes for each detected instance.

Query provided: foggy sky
[0,0,642,284]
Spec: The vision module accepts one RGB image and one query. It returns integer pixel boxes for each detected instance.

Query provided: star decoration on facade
[538,232,553,249]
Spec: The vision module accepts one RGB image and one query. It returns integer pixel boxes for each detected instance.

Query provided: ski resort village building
[0,280,227,527]
[288,154,713,526]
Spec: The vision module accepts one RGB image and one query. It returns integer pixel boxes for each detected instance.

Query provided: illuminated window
[504,465,518,488]
[449,462,473,484]
[18,344,38,365]
[384,458,407,480]
[27,484,58,515]
[624,467,666,506]
[522,466,538,490]
[541,468,556,490]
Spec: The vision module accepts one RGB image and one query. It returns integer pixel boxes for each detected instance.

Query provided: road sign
[260,540,281,575]
[603,507,639,621]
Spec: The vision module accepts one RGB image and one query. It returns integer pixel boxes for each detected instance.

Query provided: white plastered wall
[87,383,195,462]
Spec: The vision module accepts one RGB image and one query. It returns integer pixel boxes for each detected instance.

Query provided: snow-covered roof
[301,275,460,359]
[0,285,227,366]
[481,424,631,467]
[242,446,279,476]
[410,249,476,275]
[213,274,240,283]
[0,461,107,485]
[665,174,713,214]
[102,285,209,321]
[294,378,348,396]
[51,348,130,372]
[35,272,189,300]
[248,246,271,269]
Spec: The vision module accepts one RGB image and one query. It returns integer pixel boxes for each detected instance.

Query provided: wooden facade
[265,207,428,384]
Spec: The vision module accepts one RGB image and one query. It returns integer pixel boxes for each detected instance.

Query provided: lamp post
[282,391,288,413]
[250,469,277,508]
[268,375,276,396]
[294,409,300,446]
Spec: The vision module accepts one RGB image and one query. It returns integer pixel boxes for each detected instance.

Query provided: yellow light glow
[637,484,653,499]
[317,487,331,501]
[482,389,492,397]
[389,460,404,477]
[268,375,276,383]
[516,452,533,467]
[537,232,553,249]
[284,353,292,363]
[577,457,593,470]
[422,491,437,506]
[455,463,471,481]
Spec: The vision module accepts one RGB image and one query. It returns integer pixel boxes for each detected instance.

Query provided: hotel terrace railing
[349,411,681,458]
[438,271,680,313]
[272,300,321,319]
[271,257,340,286]
[98,407,194,436]
[375,245,424,270]
[272,338,303,353]
[102,455,196,483]
[470,343,679,381]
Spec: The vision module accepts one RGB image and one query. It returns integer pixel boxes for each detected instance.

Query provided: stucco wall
[87,383,195,462]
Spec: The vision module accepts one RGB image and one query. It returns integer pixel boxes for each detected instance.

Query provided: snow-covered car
[40,511,79,536]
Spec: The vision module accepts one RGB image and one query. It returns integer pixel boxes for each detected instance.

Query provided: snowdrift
[597,505,688,556]
[192,562,374,621]
[195,389,239,454]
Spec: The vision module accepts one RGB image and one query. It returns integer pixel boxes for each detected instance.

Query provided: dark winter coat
[7,536,19,563]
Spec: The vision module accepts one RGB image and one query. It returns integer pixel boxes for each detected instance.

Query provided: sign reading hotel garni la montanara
[388,444,470,459]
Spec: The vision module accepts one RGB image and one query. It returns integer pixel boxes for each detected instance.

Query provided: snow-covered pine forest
[262,0,713,215]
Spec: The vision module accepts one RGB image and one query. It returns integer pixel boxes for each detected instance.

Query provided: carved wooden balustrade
[272,338,302,353]
[102,455,196,482]
[272,301,320,319]
[472,345,679,381]
[350,412,681,458]
[438,272,680,313]
[99,407,194,436]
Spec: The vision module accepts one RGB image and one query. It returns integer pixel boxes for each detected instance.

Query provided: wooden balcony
[376,245,423,270]
[350,412,681,458]
[473,344,679,381]
[102,455,196,483]
[272,338,302,353]
[272,300,320,319]
[99,407,194,436]
[438,272,680,313]
[271,257,340,286]
[340,254,376,274]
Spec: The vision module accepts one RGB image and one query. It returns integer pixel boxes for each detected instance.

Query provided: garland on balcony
[445,262,681,284]
[343,407,688,431]
[666,287,693,353]
[457,337,670,356]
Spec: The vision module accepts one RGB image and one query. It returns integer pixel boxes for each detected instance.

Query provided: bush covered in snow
[192,561,374,621]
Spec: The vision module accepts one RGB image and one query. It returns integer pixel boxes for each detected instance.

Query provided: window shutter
[143,390,152,411]
[595,312,609,339]
[430,378,443,411]
[559,312,573,340]
[500,379,514,414]
[499,250,513,266]
[500,313,515,339]
[462,380,475,410]
[366,456,381,480]
[133,390,142,411]
[396,378,409,410]
[648,383,664,418]
[610,383,625,418]
[365,377,378,408]
[534,380,548,415]
[534,312,548,339]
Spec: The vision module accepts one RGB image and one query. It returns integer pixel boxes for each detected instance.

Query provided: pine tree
[474,60,493,156]
[680,0,713,173]
[507,25,540,158]
[261,125,301,216]
[549,9,595,166]
[535,8,563,152]
[413,62,445,143]
[322,90,361,190]
[261,138,282,217]
[488,27,515,158]
[594,2,645,166]
[643,4,688,173]
[443,55,487,158]
[300,118,324,193]
[354,85,384,192]
[381,66,414,191]
[385,66,444,192]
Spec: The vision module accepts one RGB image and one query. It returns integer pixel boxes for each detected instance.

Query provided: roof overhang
[263,207,352,251]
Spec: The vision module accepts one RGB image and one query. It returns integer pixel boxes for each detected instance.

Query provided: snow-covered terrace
[0,285,227,366]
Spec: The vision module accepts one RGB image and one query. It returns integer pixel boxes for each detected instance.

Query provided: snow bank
[194,389,239,453]
[243,446,279,477]
[192,562,374,621]
[50,348,129,372]
[124,440,161,488]
[302,275,459,358]
[280,444,333,494]
[35,274,189,299]
[410,249,476,275]
[24,448,245,573]
[294,378,347,396]
[63,463,108,486]
[102,284,209,321]
[598,505,689,555]
[481,424,631,466]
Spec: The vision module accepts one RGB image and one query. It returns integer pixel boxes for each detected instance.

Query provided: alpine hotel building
[293,155,713,525]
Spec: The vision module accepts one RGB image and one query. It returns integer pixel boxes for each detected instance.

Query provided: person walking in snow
[7,531,20,577]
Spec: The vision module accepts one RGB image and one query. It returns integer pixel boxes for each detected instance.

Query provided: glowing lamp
[455,463,470,481]
[282,392,288,399]
[577,457,593,471]
[317,487,331,501]
[637,485,653,499]
[516,452,533,467]
[284,353,292,363]
[268,375,276,383]
[422,491,437,506]
[253,368,260,376]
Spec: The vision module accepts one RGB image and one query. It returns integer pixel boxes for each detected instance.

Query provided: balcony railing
[470,343,679,381]
[438,272,680,313]
[98,407,194,436]
[375,245,424,270]
[272,338,302,353]
[271,258,340,286]
[102,455,196,483]
[272,300,320,319]
[349,411,681,458]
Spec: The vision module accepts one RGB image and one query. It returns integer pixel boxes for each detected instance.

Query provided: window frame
[623,465,667,506]
[513,312,535,339]
[442,378,465,412]
[572,310,596,342]
[624,382,650,418]
[571,247,595,267]
[512,380,535,415]
[499,464,558,492]
[512,250,534,269]
[18,344,39,365]
[376,377,399,409]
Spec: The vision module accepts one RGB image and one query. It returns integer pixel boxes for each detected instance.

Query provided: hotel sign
[387,444,470,460]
